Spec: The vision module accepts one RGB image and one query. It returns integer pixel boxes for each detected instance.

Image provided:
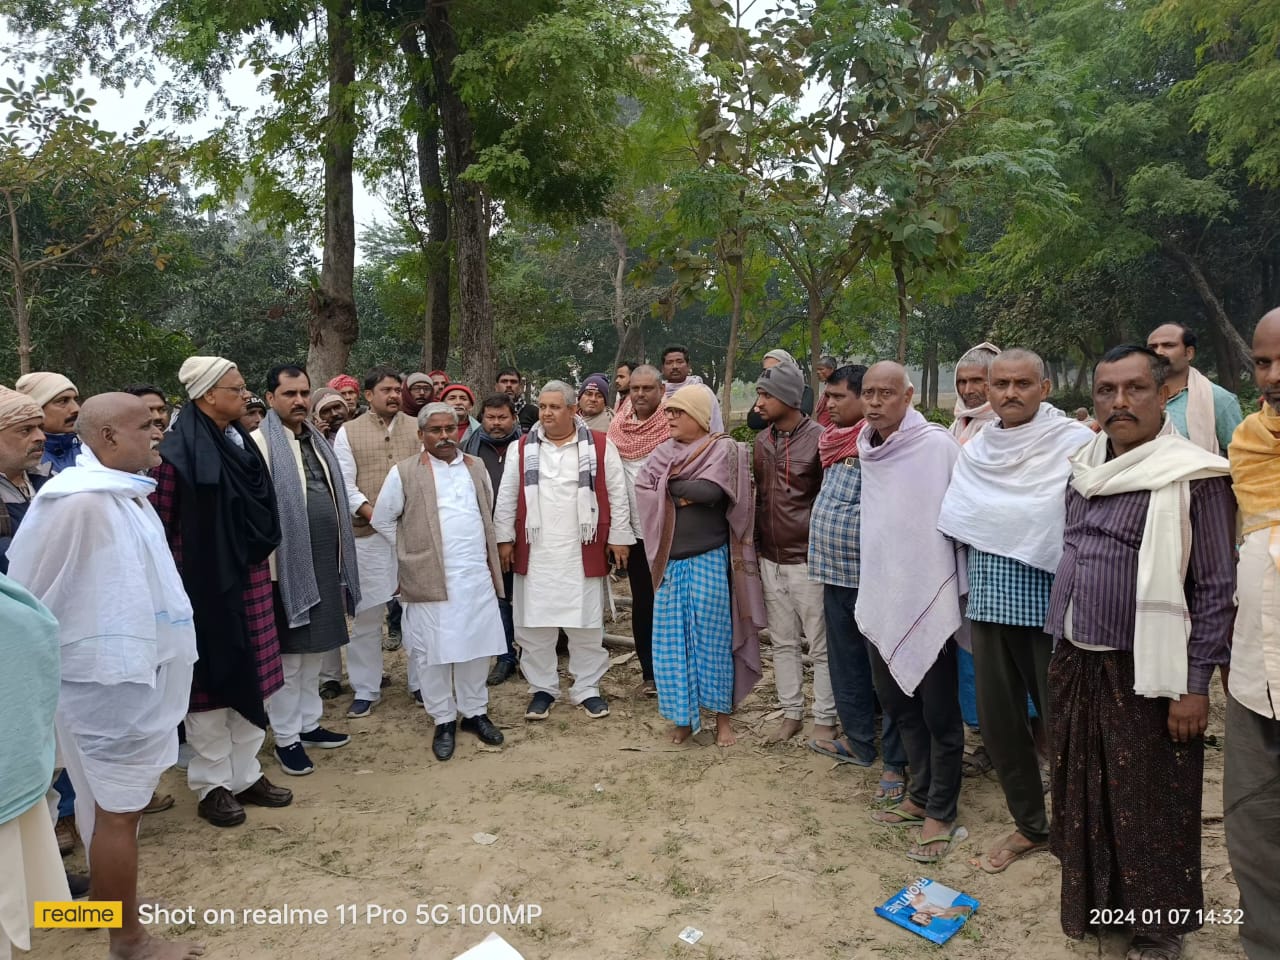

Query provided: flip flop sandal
[807,738,874,767]
[873,776,907,806]
[906,825,968,864]
[869,804,926,827]
[962,744,993,777]
[976,839,1049,874]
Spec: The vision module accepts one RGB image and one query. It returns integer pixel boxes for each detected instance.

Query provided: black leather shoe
[235,776,294,807]
[197,786,246,827]
[432,721,457,761]
[487,658,518,686]
[460,713,504,746]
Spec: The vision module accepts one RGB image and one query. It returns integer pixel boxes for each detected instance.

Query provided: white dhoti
[0,800,70,960]
[55,658,193,865]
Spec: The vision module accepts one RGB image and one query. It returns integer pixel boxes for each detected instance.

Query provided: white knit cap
[14,372,77,409]
[179,356,237,400]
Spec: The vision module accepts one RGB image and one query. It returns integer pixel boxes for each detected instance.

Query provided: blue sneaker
[275,743,314,776]
[347,698,376,719]
[300,726,349,749]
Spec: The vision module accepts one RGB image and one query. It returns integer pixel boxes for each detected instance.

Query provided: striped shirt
[807,458,861,588]
[965,549,1054,627]
[1044,476,1236,695]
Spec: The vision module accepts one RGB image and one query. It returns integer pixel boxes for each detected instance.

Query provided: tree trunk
[609,221,644,369]
[308,0,359,385]
[924,341,939,408]
[721,240,745,419]
[894,256,909,364]
[1162,239,1252,377]
[807,285,823,396]
[1206,322,1240,392]
[399,29,452,373]
[3,190,33,375]
[424,0,495,392]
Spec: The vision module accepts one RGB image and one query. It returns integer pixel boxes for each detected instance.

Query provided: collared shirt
[1166,382,1243,453]
[1044,476,1237,695]
[965,548,1054,627]
[807,458,861,588]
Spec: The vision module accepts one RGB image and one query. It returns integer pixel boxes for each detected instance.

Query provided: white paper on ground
[677,926,704,945]
[451,932,526,960]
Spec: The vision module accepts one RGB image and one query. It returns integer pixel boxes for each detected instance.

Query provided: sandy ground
[36,612,1246,960]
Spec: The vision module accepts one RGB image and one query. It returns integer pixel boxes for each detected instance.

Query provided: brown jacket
[391,453,504,603]
[752,416,823,564]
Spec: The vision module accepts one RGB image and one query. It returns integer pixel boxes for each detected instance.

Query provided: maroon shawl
[636,434,765,705]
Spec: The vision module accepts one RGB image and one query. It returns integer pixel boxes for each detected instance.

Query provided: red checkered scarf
[607,395,670,460]
[818,419,866,468]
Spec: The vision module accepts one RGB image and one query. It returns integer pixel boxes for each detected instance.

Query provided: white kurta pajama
[372,454,506,725]
[333,425,414,699]
[494,436,634,704]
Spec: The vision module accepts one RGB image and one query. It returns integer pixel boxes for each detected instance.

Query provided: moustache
[432,439,455,449]
[1106,412,1137,424]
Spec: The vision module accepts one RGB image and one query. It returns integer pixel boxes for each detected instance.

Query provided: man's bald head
[76,393,165,473]
[861,361,915,439]
[1252,307,1280,413]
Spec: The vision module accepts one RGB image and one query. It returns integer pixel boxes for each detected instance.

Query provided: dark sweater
[668,478,729,559]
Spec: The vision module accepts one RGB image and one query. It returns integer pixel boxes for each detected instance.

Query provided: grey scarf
[263,410,361,626]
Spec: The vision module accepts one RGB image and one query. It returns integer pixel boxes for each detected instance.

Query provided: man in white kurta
[7,393,204,960]
[494,382,634,721]
[372,405,507,761]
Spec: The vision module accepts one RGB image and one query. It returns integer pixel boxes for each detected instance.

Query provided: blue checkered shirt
[807,458,861,588]
[965,548,1054,627]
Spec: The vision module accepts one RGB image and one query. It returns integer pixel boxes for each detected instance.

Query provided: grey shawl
[263,409,361,626]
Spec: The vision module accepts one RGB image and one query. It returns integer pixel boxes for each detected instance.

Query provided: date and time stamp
[1089,908,1245,927]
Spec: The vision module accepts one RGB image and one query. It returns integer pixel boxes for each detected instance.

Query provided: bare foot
[765,717,804,743]
[669,725,693,744]
[109,932,206,960]
[810,722,837,741]
[715,714,736,747]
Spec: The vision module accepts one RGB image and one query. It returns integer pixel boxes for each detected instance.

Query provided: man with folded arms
[606,364,670,696]
[10,393,204,960]
[938,349,1092,874]
[1045,345,1234,960]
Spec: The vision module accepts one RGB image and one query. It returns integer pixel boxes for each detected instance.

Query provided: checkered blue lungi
[651,543,734,733]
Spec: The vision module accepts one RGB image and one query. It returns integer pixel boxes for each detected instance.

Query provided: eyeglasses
[213,385,250,394]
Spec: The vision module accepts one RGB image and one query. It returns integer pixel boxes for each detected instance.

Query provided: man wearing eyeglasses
[152,356,293,828]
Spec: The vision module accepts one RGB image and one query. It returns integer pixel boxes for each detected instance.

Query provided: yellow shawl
[1229,406,1280,536]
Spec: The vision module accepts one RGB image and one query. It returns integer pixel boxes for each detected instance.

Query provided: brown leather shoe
[55,816,78,856]
[197,786,246,827]
[235,776,293,808]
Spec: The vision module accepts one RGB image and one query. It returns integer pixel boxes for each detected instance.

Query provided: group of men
[1,318,1278,960]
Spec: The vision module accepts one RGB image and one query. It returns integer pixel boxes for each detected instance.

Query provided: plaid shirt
[807,458,862,588]
[965,548,1054,628]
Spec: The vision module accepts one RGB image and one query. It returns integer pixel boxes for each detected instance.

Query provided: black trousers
[628,538,655,682]
[868,638,964,823]
[970,620,1052,842]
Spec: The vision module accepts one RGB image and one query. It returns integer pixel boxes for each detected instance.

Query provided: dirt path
[40,645,1245,960]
